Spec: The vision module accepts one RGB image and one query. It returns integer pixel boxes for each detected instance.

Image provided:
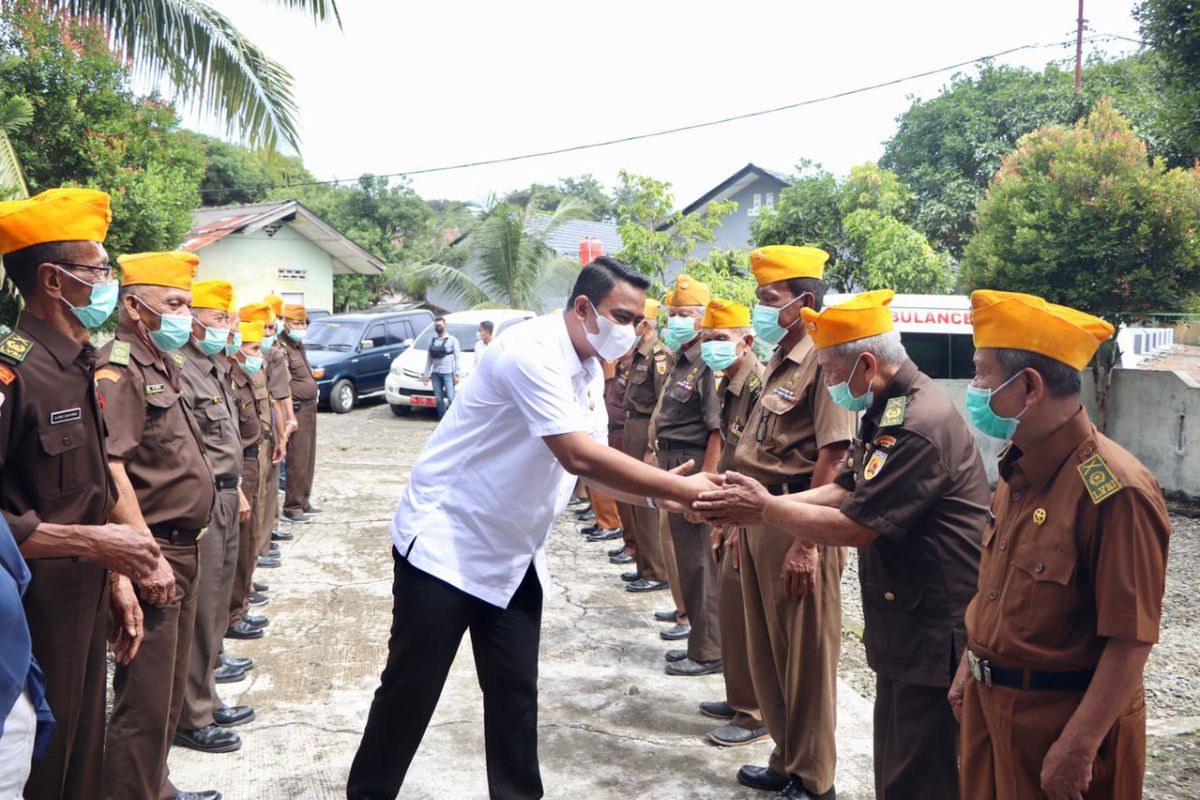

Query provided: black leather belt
[215,476,239,491]
[243,445,259,458]
[626,410,652,420]
[657,438,703,452]
[968,651,1093,691]
[766,478,811,496]
[149,524,204,543]
[608,424,624,432]
[292,399,318,410]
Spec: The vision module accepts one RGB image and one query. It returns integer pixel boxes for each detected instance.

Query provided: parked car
[305,309,435,413]
[385,309,536,415]
[306,308,331,322]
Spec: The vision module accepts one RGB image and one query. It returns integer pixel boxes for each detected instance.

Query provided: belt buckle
[968,651,992,687]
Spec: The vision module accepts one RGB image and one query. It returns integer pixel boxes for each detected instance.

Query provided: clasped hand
[691,471,772,526]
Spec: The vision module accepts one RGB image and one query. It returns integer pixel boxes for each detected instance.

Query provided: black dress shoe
[225,621,263,640]
[253,581,269,592]
[578,523,599,536]
[213,663,245,684]
[737,765,791,792]
[607,545,627,558]
[776,781,836,800]
[281,512,309,523]
[654,609,679,623]
[271,529,294,541]
[243,613,269,628]
[627,579,669,593]
[220,654,253,671]
[660,623,691,640]
[586,528,623,542]
[213,705,256,727]
[609,552,635,565]
[699,700,736,719]
[256,555,281,568]
[267,542,281,555]
[304,505,323,514]
[620,571,642,582]
[249,591,269,606]
[568,497,589,508]
[174,790,222,800]
[665,657,723,676]
[575,510,595,522]
[173,723,241,753]
[664,649,688,662]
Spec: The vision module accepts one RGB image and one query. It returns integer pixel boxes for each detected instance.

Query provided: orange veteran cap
[239,302,275,325]
[801,290,895,349]
[750,245,828,286]
[265,293,284,318]
[239,320,265,343]
[669,275,710,307]
[701,299,752,330]
[117,251,198,290]
[282,304,307,323]
[0,188,112,255]
[644,298,660,321]
[970,290,1113,371]
[191,280,234,312]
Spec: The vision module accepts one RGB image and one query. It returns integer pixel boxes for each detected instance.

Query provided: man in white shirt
[347,257,721,800]
[476,319,494,358]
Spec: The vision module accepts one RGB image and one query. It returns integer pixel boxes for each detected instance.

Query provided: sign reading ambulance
[825,293,972,335]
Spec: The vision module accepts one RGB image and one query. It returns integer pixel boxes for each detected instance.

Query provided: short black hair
[480,320,494,334]
[3,241,80,296]
[434,316,446,323]
[567,255,650,310]
[784,277,827,311]
[995,348,1082,398]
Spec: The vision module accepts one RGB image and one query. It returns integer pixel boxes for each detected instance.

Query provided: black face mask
[435,326,445,334]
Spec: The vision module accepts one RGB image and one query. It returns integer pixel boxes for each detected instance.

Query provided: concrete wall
[1173,322,1200,346]
[194,225,335,311]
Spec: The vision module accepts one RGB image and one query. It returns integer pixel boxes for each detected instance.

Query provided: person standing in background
[280,304,320,520]
[422,317,460,420]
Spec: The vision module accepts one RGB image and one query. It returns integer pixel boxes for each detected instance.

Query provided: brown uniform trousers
[960,407,1169,800]
[620,416,668,581]
[662,444,720,662]
[283,400,318,517]
[740,527,844,792]
[660,511,687,619]
[607,428,638,553]
[260,458,281,557]
[229,452,262,626]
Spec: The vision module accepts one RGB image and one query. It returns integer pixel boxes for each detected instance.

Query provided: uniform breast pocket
[667,382,694,403]
[146,392,185,448]
[203,402,232,443]
[1002,543,1078,638]
[36,421,87,499]
[629,366,650,385]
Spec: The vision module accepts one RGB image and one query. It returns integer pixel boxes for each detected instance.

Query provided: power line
[199,33,1140,198]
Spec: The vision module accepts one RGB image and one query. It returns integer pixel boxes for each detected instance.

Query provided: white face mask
[585,300,637,361]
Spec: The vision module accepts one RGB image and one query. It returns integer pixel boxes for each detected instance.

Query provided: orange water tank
[579,237,604,266]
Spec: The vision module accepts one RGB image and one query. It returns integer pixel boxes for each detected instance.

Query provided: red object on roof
[579,236,604,266]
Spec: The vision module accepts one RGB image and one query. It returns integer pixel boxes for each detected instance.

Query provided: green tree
[36,0,341,149]
[417,199,590,313]
[962,100,1200,427]
[751,161,847,284]
[1135,0,1200,165]
[503,174,614,220]
[614,170,736,290]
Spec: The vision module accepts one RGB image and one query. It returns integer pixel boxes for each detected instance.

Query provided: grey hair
[994,348,1081,398]
[824,331,907,367]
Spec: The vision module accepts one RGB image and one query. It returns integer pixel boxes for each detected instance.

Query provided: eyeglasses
[54,262,113,280]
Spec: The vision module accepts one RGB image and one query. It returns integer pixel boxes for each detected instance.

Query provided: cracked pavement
[168,402,874,799]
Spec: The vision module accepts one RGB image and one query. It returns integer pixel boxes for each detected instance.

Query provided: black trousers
[874,673,960,800]
[347,549,544,800]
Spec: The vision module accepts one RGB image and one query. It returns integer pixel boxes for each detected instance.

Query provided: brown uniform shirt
[965,406,1171,672]
[623,335,673,416]
[96,334,216,530]
[716,354,764,473]
[733,336,855,485]
[179,348,242,481]
[651,338,722,448]
[602,358,627,428]
[280,335,318,402]
[250,367,272,449]
[0,314,115,541]
[834,359,989,686]
[231,364,265,450]
[264,344,290,402]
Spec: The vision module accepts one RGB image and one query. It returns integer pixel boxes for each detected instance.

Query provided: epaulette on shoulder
[103,340,132,367]
[0,332,34,365]
[1077,452,1124,505]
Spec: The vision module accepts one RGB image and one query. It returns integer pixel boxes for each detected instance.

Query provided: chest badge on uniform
[874,434,897,449]
[1033,508,1047,525]
[0,365,15,385]
[50,408,81,425]
[863,450,888,480]
[879,396,907,427]
[1077,454,1123,504]
[145,383,165,395]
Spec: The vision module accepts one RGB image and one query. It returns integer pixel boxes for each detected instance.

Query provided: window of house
[749,193,762,217]
[765,192,775,209]
[281,291,305,306]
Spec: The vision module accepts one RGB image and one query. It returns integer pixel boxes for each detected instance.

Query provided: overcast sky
[182,0,1145,208]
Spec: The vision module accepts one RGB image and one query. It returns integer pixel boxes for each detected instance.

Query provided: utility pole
[1075,0,1085,95]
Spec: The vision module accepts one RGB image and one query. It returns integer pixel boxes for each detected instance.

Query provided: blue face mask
[288,328,306,343]
[225,331,243,357]
[197,325,228,356]
[136,297,191,352]
[700,340,739,372]
[965,372,1027,440]
[751,295,803,345]
[58,268,118,329]
[664,315,697,350]
[261,334,277,352]
[239,354,263,375]
[826,357,873,412]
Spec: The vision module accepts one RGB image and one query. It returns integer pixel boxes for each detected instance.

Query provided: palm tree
[36,0,342,150]
[417,198,591,313]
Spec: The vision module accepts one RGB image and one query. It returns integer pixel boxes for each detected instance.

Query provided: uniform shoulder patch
[873,434,897,449]
[0,364,15,385]
[95,368,123,383]
[169,351,186,368]
[0,333,33,364]
[748,373,762,393]
[879,396,907,427]
[863,450,888,480]
[1077,454,1123,505]
[108,340,131,366]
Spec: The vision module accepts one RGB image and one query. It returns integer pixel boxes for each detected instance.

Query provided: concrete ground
[168,402,875,799]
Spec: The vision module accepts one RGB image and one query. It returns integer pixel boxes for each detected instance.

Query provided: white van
[384,308,536,415]
[825,293,975,378]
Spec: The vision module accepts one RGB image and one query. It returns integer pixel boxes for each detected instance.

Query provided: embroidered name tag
[145,384,165,395]
[50,408,82,425]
